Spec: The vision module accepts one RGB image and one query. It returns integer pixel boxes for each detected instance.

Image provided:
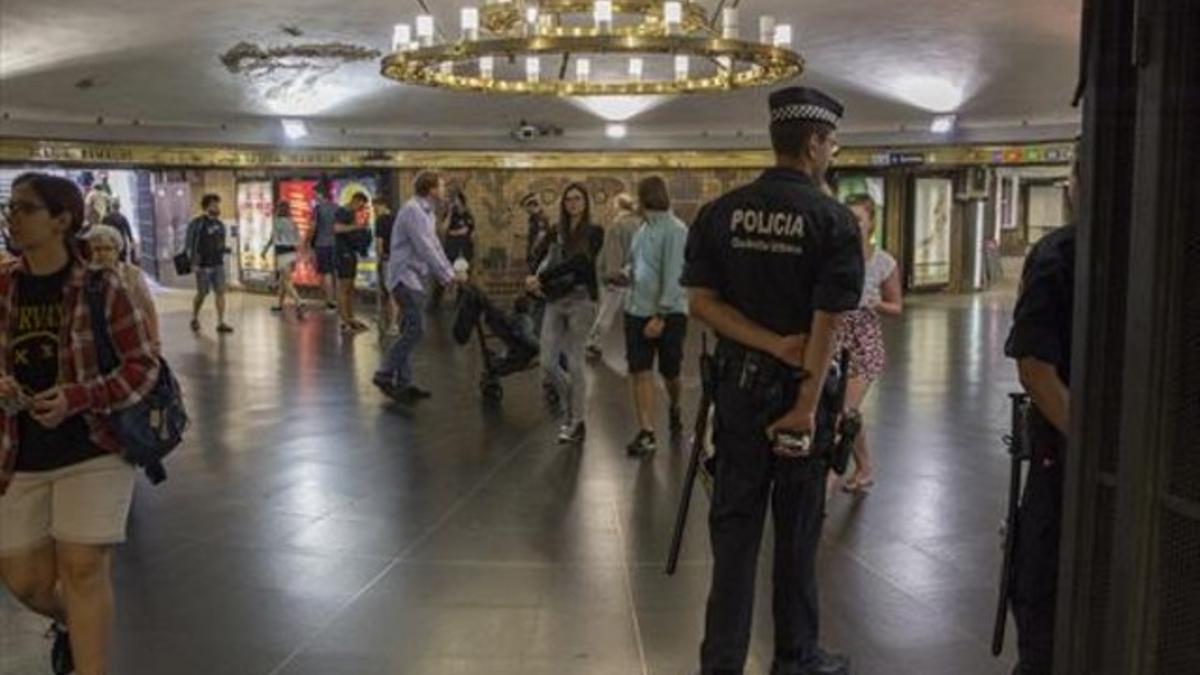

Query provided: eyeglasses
[0,200,47,219]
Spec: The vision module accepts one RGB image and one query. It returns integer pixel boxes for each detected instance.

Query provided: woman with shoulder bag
[0,173,160,675]
[525,183,605,445]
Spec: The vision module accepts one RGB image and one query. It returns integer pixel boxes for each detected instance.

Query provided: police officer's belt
[714,339,807,392]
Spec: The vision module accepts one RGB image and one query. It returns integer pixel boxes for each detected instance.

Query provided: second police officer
[682,87,865,675]
[1002,148,1080,675]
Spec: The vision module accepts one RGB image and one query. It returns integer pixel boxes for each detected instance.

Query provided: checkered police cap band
[770,103,840,126]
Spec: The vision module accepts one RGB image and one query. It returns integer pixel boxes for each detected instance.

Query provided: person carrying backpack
[0,173,160,675]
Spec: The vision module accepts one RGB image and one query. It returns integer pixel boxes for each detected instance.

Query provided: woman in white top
[835,194,902,493]
[262,200,305,317]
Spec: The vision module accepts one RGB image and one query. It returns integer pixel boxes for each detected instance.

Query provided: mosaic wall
[394,167,761,296]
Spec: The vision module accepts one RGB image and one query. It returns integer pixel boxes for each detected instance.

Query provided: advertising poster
[279,179,319,287]
[912,177,953,287]
[836,174,886,248]
[237,181,275,284]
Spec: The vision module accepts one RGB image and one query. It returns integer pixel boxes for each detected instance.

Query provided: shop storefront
[0,167,154,265]
[1,139,1076,298]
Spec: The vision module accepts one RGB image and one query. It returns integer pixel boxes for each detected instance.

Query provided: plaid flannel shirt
[0,258,160,494]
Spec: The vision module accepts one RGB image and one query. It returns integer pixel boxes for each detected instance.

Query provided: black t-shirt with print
[12,264,100,472]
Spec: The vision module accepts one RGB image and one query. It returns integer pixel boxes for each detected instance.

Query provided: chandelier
[380,1,804,96]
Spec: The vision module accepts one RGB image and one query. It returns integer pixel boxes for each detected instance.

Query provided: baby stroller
[453,284,540,402]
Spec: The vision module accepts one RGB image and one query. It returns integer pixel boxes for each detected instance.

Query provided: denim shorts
[196,265,226,294]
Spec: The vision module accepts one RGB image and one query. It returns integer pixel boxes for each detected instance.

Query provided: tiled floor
[1,287,1022,675]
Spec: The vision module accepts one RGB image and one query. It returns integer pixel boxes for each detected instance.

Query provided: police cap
[769,87,844,129]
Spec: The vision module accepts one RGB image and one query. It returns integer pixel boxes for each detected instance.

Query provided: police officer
[1003,152,1079,675]
[682,87,864,675]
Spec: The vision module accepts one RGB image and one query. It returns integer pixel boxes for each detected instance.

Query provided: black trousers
[700,381,826,675]
[1011,451,1064,675]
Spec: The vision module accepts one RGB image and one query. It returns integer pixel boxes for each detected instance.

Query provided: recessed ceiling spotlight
[931,114,958,134]
[606,123,628,140]
[281,118,308,140]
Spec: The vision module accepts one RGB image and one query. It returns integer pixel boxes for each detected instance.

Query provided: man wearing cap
[682,86,864,675]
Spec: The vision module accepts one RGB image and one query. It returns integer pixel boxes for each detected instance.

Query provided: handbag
[173,252,192,275]
[85,273,188,484]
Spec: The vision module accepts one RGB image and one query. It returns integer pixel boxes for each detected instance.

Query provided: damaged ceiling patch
[220,41,382,116]
[220,41,380,77]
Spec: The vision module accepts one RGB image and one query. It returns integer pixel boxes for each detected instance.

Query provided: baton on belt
[992,392,1032,656]
[666,334,716,576]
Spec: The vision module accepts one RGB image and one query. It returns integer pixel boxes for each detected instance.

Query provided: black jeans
[1011,450,1064,675]
[700,380,827,675]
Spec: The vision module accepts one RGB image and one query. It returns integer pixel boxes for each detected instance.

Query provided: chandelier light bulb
[595,1,614,32]
[392,23,412,52]
[759,15,776,45]
[675,55,690,82]
[664,2,683,34]
[416,15,435,46]
[722,8,739,39]
[461,7,480,40]
[629,57,644,82]
[525,6,539,32]
[773,24,793,49]
[526,56,541,83]
[576,58,592,83]
[479,55,495,79]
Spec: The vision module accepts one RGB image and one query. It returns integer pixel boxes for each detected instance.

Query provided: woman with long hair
[263,199,305,317]
[443,188,475,266]
[833,193,902,494]
[0,173,159,675]
[526,183,605,444]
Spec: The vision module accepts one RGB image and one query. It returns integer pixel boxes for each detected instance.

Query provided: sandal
[842,475,875,494]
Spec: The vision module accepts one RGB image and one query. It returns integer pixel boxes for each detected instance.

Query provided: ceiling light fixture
[381,1,804,97]
[931,114,958,134]
[606,122,628,139]
[281,118,309,140]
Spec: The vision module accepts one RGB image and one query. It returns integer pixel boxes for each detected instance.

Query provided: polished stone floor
[2,286,1023,675]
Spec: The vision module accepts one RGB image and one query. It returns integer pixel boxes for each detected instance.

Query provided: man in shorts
[185,193,233,333]
[623,176,690,457]
[311,186,340,310]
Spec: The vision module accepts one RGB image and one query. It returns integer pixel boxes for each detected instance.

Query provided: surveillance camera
[513,123,540,141]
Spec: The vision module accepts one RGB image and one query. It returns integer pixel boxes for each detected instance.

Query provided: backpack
[85,273,188,484]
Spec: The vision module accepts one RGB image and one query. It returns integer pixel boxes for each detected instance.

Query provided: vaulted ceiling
[0,0,1082,149]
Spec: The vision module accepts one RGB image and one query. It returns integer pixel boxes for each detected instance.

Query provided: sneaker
[372,374,398,399]
[216,324,234,334]
[770,647,850,675]
[626,430,657,457]
[47,622,73,675]
[669,406,684,436]
[557,422,586,445]
[190,318,200,332]
[404,385,432,400]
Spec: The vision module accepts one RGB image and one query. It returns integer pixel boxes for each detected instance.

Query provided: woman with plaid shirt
[0,173,159,675]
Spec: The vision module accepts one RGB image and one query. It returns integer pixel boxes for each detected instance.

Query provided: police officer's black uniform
[681,87,864,675]
[1003,223,1076,675]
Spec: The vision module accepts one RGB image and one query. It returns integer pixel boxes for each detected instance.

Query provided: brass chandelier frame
[380,1,804,96]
